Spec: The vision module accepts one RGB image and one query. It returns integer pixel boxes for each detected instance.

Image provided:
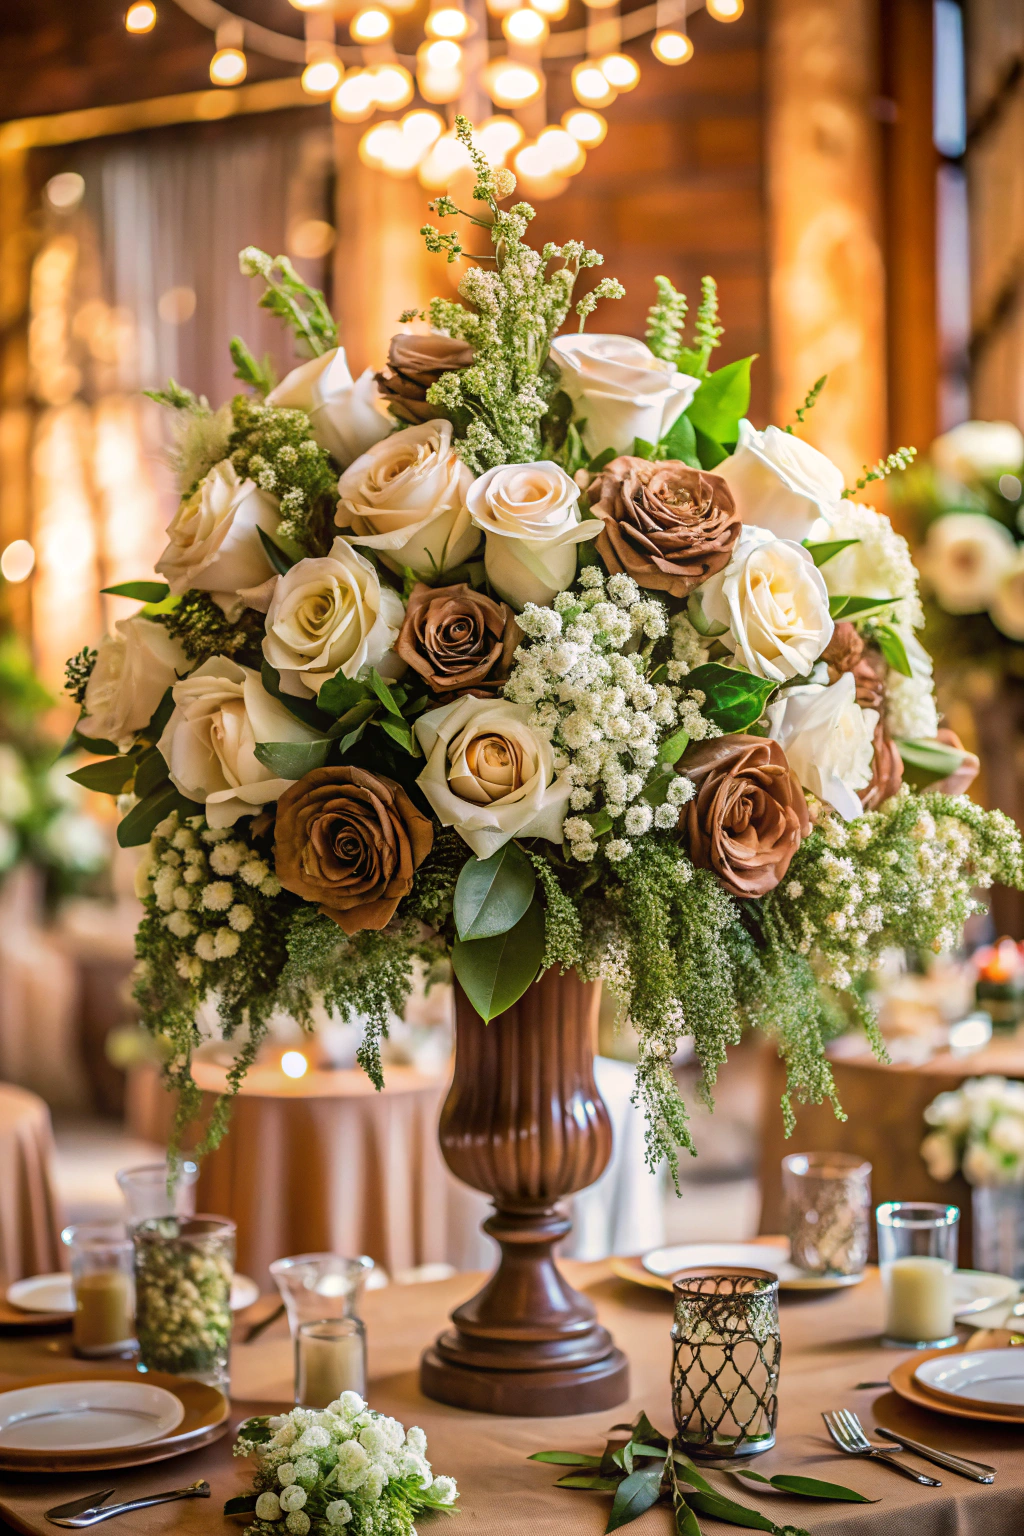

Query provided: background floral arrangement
[921,1075,1024,1187]
[65,119,1024,1176]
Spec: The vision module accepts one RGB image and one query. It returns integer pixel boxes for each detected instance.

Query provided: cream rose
[414,695,571,857]
[266,347,392,469]
[990,551,1024,640]
[768,674,877,820]
[78,616,186,751]
[931,419,1024,482]
[156,460,281,609]
[716,421,845,542]
[550,334,698,457]
[262,538,405,698]
[699,524,834,681]
[921,512,1016,614]
[157,656,324,828]
[336,419,478,579]
[466,461,600,609]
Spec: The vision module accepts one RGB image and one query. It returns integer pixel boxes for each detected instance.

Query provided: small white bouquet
[921,1074,1024,1186]
[228,1396,458,1535]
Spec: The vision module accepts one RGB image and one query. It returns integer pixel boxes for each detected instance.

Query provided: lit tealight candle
[281,1050,309,1080]
[296,1319,366,1408]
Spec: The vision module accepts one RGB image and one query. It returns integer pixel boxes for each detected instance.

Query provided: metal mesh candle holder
[671,1267,780,1459]
[781,1152,871,1276]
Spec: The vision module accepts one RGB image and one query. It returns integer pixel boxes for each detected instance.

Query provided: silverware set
[45,1480,210,1527]
[823,1409,996,1486]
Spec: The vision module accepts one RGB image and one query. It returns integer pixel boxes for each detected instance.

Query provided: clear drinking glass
[671,1267,781,1458]
[134,1215,235,1387]
[296,1318,367,1407]
[61,1223,135,1358]
[116,1161,199,1230]
[876,1201,960,1348]
[782,1152,871,1276]
[270,1253,374,1338]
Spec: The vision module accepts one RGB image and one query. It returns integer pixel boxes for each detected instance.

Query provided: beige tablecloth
[0,1082,64,1285]
[2,1264,1024,1535]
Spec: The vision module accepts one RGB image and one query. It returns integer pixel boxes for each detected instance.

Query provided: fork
[822,1410,941,1485]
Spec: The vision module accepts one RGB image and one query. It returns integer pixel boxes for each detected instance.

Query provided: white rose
[931,419,1024,482]
[414,695,571,858]
[920,512,1016,614]
[157,656,323,828]
[990,1114,1024,1158]
[550,333,698,457]
[266,347,392,469]
[717,421,845,541]
[920,1131,958,1182]
[768,674,877,820]
[336,419,478,579]
[699,524,834,681]
[466,461,600,609]
[989,550,1024,640]
[262,538,405,699]
[156,460,281,609]
[78,616,186,751]
[963,1141,1000,1187]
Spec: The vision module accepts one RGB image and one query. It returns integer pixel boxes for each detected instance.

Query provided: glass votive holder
[876,1201,960,1349]
[270,1253,374,1339]
[116,1160,199,1231]
[296,1318,367,1408]
[671,1267,781,1458]
[782,1151,871,1276]
[61,1223,136,1358]
[133,1215,235,1388]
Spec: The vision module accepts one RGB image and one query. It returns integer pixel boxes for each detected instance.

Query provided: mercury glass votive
[876,1201,959,1349]
[782,1152,871,1276]
[61,1223,135,1358]
[296,1318,367,1408]
[671,1267,781,1458]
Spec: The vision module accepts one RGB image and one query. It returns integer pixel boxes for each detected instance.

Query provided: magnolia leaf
[257,525,295,576]
[606,1463,665,1532]
[828,594,894,622]
[556,1475,623,1491]
[101,580,171,603]
[260,662,334,732]
[730,1469,873,1503]
[896,736,966,787]
[254,739,331,778]
[117,782,195,848]
[223,1494,260,1515]
[801,538,860,568]
[683,663,776,733]
[135,746,170,799]
[685,592,728,638]
[658,410,700,468]
[687,356,754,446]
[379,719,421,757]
[875,622,913,678]
[455,843,536,941]
[317,674,373,718]
[368,668,404,719]
[68,755,137,795]
[529,1451,603,1467]
[452,900,545,1021]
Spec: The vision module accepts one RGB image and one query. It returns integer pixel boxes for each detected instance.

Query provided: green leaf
[235,1416,272,1443]
[683,662,777,732]
[669,1457,715,1495]
[260,662,334,732]
[657,410,700,468]
[632,437,656,460]
[675,1497,702,1536]
[606,1463,665,1532]
[692,427,728,470]
[368,668,404,718]
[317,673,373,719]
[657,727,691,767]
[583,809,613,837]
[117,782,194,848]
[452,900,545,1021]
[587,447,617,474]
[875,622,913,677]
[730,1469,873,1503]
[828,594,894,622]
[455,842,537,941]
[327,699,378,737]
[555,1475,622,1491]
[684,1490,793,1535]
[67,755,136,795]
[146,687,175,741]
[626,1413,668,1450]
[223,1494,260,1516]
[379,719,421,757]
[801,538,860,567]
[253,739,331,778]
[100,581,170,603]
[339,723,369,753]
[529,1451,603,1467]
[896,736,967,788]
[135,746,170,799]
[257,525,295,576]
[687,356,754,446]
[685,591,728,638]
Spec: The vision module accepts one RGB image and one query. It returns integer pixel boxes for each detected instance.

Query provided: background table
[2,1264,1024,1535]
[0,1082,64,1286]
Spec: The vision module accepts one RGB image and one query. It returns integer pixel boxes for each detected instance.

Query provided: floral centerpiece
[65,118,1024,1180]
[921,1075,1024,1187]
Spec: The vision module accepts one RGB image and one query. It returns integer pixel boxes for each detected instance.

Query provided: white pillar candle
[297,1329,366,1408]
[883,1256,954,1343]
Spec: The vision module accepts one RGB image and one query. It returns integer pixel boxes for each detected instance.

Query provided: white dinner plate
[915,1349,1024,1409]
[640,1241,865,1291]
[0,1380,184,1452]
[951,1270,1019,1319]
[6,1272,260,1316]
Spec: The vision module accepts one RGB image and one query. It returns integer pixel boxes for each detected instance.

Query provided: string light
[0,541,36,584]
[369,62,414,108]
[417,39,464,103]
[484,57,544,107]
[287,0,332,10]
[418,130,474,190]
[651,29,692,63]
[512,143,569,199]
[425,5,470,38]
[706,0,743,17]
[476,115,525,163]
[280,1050,309,1079]
[599,52,640,90]
[571,61,616,107]
[350,6,393,41]
[529,0,569,19]
[537,126,586,174]
[124,1,156,33]
[503,5,548,43]
[485,0,519,14]
[562,108,607,147]
[210,47,246,85]
[401,108,445,150]
[332,69,378,121]
[301,56,342,94]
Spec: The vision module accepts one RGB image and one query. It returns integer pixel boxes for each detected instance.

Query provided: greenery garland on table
[63,116,1024,1175]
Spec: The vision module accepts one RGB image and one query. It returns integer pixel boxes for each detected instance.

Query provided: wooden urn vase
[420,968,630,1415]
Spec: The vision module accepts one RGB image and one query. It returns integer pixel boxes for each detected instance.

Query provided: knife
[876,1427,996,1482]
[45,1480,210,1527]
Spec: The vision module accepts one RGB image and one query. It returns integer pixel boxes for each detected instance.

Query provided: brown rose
[823,623,885,710]
[590,456,740,597]
[926,727,980,797]
[679,734,810,897]
[375,334,475,425]
[274,766,433,935]
[859,719,904,811]
[395,582,521,696]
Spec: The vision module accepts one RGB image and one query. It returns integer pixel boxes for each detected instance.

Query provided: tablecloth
[0,1082,64,1285]
[2,1265,1024,1536]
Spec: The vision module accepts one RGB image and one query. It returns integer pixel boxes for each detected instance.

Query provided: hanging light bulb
[360,121,424,176]
[537,126,586,174]
[476,115,525,163]
[401,108,445,151]
[416,39,464,102]
[425,4,470,38]
[332,69,378,121]
[503,5,548,42]
[485,0,519,16]
[369,62,414,108]
[288,0,332,9]
[562,108,607,147]
[651,28,693,63]
[421,38,462,70]
[571,61,616,107]
[124,1,156,33]
[706,0,743,17]
[513,142,569,199]
[418,130,474,190]
[350,6,393,40]
[483,57,544,107]
[210,46,246,85]
[599,52,640,90]
[529,0,569,19]
[302,55,343,94]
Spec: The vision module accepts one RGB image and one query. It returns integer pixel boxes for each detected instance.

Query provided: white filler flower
[717,421,845,542]
[700,523,834,681]
[550,333,698,457]
[467,460,600,609]
[267,346,392,468]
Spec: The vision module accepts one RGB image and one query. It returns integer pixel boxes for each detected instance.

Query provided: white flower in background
[466,461,600,609]
[920,512,1016,614]
[336,419,477,579]
[414,694,571,857]
[931,419,1024,482]
[811,502,923,629]
[550,333,698,456]
[157,656,323,828]
[42,811,108,873]
[262,537,405,698]
[920,1130,958,1182]
[883,630,939,741]
[0,744,32,821]
[963,1142,1000,1187]
[990,551,1024,640]
[716,421,845,542]
[266,347,392,469]
[77,617,186,751]
[768,674,877,820]
[990,1114,1024,1158]
[156,459,282,610]
[700,524,834,681]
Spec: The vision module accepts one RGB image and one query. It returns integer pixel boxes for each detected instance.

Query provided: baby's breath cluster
[227,395,338,552]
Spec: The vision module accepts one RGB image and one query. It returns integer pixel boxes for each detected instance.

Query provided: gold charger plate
[0,1367,229,1473]
[889,1349,1024,1426]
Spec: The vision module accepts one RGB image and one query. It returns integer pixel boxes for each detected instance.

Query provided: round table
[0,1082,64,1286]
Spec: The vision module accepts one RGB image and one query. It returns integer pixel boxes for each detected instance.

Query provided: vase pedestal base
[420,1340,629,1416]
